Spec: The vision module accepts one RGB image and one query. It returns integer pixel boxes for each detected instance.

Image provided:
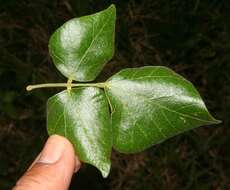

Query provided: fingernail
[27,153,41,171]
[38,135,65,164]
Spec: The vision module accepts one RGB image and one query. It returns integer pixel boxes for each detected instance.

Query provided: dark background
[0,0,229,189]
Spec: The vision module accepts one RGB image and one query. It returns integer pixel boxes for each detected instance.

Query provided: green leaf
[105,66,220,153]
[48,4,116,82]
[47,87,112,177]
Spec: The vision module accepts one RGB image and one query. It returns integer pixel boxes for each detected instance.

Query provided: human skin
[13,135,80,190]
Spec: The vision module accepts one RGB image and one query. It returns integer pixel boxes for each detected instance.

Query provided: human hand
[13,135,81,190]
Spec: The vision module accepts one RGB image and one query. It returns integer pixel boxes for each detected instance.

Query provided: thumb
[13,135,81,190]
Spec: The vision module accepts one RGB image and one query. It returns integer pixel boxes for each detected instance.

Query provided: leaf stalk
[26,82,106,91]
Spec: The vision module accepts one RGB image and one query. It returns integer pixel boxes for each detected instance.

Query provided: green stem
[26,82,106,91]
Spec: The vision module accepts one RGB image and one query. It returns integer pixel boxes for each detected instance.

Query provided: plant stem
[67,78,73,93]
[26,82,106,91]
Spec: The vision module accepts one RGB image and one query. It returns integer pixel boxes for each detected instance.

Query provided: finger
[13,135,81,190]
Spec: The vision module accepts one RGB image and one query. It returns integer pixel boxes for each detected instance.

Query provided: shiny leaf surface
[49,4,116,81]
[47,87,112,177]
[105,66,220,153]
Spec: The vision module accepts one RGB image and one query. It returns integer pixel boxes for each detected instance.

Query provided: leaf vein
[160,109,179,132]
[75,11,113,73]
[114,87,213,124]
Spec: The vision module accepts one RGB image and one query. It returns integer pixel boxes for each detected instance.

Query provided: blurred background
[0,0,229,189]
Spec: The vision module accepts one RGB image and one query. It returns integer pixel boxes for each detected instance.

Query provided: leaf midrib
[74,11,113,74]
[108,86,215,124]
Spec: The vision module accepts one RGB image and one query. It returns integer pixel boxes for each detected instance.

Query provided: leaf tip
[98,161,111,178]
[108,4,116,10]
[206,113,222,125]
[212,118,222,125]
[107,4,116,18]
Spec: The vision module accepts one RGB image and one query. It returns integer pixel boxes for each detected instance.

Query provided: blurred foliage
[0,0,229,189]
